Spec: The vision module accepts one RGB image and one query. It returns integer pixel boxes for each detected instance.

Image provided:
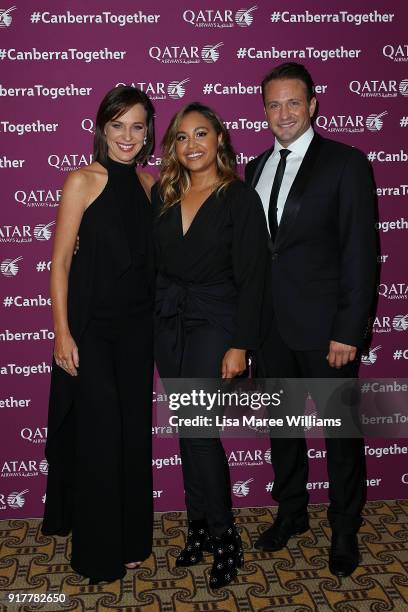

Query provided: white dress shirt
[255,126,314,232]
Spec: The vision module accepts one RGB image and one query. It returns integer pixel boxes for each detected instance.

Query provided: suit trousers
[257,317,366,534]
[155,318,233,536]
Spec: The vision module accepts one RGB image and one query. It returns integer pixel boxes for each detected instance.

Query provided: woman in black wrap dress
[152,103,269,589]
[42,87,155,584]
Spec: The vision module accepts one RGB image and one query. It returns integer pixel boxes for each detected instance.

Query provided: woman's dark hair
[261,62,315,103]
[93,85,155,166]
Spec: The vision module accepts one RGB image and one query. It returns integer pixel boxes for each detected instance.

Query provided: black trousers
[155,318,233,536]
[44,315,154,582]
[257,317,366,534]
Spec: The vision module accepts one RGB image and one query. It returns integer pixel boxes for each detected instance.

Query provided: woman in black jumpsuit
[153,103,269,589]
[42,87,155,583]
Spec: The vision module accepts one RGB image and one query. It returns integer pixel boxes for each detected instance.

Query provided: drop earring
[143,135,147,145]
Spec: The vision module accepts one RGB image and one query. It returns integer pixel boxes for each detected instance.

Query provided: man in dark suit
[245,62,377,577]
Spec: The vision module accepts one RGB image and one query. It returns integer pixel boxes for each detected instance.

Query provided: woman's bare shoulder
[64,162,105,187]
[61,162,107,209]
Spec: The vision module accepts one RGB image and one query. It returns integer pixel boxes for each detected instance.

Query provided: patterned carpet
[0,501,407,611]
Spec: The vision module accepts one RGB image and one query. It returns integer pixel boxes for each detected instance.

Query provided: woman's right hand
[54,332,79,376]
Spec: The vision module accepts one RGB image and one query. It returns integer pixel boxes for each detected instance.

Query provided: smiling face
[263,78,316,147]
[104,103,147,164]
[175,111,221,175]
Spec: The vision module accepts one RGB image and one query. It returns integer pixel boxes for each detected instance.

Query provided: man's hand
[327,341,357,369]
[222,348,246,379]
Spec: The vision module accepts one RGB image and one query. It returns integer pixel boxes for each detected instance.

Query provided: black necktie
[268,148,291,241]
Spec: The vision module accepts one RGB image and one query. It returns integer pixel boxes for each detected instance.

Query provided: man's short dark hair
[261,62,315,103]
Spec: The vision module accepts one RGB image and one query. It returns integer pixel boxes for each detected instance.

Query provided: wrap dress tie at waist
[155,273,237,369]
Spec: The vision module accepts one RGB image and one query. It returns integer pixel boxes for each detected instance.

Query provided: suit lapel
[250,147,274,187]
[274,133,322,249]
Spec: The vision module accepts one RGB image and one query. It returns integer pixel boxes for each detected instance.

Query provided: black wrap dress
[152,179,269,535]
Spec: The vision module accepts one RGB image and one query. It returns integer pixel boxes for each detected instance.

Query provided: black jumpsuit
[152,179,269,536]
[43,158,154,582]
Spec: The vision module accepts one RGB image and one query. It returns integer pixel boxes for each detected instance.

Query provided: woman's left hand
[221,348,246,379]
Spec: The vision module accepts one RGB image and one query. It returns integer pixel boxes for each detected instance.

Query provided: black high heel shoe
[86,569,125,585]
[209,524,244,589]
[175,519,213,566]
[88,575,118,585]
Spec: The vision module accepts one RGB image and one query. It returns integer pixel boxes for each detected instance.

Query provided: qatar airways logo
[183,6,257,28]
[373,315,408,334]
[228,449,264,467]
[316,112,387,133]
[383,44,408,62]
[0,226,31,244]
[378,283,408,300]
[393,314,408,331]
[34,222,55,241]
[316,114,364,133]
[0,489,29,510]
[48,153,92,172]
[363,111,387,131]
[14,189,61,208]
[21,427,47,444]
[232,478,254,497]
[361,345,381,365]
[0,222,55,243]
[0,6,16,28]
[115,78,190,100]
[349,79,408,98]
[6,489,29,508]
[149,43,223,64]
[167,79,190,99]
[1,459,47,478]
[1,256,22,277]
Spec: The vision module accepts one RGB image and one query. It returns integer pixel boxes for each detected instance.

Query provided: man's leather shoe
[254,514,309,551]
[329,532,360,577]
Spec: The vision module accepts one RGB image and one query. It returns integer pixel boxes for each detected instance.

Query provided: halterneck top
[66,156,154,335]
[47,156,155,443]
[92,156,152,318]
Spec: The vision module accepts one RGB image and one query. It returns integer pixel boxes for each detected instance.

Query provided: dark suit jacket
[245,132,377,351]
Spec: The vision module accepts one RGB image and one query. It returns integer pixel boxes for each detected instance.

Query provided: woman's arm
[222,183,269,378]
[50,170,89,376]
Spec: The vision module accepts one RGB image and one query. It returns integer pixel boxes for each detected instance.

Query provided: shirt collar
[274,125,314,158]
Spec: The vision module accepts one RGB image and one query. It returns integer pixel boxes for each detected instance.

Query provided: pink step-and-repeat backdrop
[1,1,407,518]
